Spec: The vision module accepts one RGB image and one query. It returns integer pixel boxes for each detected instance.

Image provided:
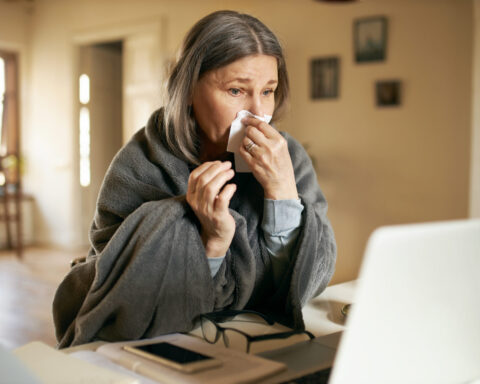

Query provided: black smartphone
[123,342,222,373]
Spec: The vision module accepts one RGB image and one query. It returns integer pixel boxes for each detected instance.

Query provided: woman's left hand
[239,116,298,200]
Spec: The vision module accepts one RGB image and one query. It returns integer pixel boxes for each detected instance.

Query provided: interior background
[0,0,479,284]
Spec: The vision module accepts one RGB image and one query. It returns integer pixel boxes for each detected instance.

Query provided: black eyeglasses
[198,309,315,353]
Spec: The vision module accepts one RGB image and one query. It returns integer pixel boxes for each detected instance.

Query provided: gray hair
[162,10,290,165]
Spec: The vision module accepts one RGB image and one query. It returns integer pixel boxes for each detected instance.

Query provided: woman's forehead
[209,54,278,84]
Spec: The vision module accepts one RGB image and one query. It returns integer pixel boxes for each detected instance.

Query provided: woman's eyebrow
[224,78,278,85]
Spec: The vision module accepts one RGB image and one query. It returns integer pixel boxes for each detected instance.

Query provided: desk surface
[303,280,356,337]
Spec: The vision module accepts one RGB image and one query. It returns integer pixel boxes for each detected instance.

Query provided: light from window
[79,106,91,187]
[79,74,90,105]
[0,57,5,139]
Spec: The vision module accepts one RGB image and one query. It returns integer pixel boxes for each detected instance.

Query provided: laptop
[261,219,480,384]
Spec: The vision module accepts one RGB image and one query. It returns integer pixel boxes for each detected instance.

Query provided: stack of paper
[14,341,139,384]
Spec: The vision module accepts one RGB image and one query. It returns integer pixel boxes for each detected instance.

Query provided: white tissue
[227,110,272,172]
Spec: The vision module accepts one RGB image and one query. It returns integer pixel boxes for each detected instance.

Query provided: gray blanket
[53,109,336,348]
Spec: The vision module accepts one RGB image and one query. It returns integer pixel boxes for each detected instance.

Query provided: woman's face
[192,54,278,150]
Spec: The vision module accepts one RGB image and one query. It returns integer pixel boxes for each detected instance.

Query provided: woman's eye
[229,88,241,96]
[263,89,274,96]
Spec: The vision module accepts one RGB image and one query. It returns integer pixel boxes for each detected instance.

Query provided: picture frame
[375,80,401,107]
[310,57,340,100]
[354,16,388,63]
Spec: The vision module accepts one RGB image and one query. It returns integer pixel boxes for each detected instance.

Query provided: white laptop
[329,219,480,384]
[262,219,480,384]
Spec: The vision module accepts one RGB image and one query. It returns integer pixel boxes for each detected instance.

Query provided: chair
[1,52,22,259]
[0,154,23,258]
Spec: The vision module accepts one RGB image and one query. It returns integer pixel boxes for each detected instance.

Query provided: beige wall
[0,0,475,283]
[275,0,473,283]
[0,2,31,48]
[471,0,480,218]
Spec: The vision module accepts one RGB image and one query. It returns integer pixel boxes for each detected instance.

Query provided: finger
[244,139,256,154]
[191,161,232,193]
[199,167,235,204]
[188,161,217,195]
[215,183,237,212]
[244,125,269,148]
[242,117,276,139]
[239,140,255,162]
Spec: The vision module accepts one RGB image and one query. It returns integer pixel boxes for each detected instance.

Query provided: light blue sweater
[208,198,304,281]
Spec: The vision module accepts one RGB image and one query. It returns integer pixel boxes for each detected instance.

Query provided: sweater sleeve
[207,255,226,276]
[262,198,304,284]
[207,199,303,279]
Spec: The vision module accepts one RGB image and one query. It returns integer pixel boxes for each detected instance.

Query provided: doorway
[78,41,123,245]
[73,20,165,247]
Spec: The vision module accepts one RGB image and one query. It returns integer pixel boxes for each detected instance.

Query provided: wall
[272,0,473,282]
[0,2,31,48]
[0,0,474,283]
[471,0,480,218]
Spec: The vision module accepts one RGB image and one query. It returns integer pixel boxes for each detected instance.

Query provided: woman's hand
[187,161,237,258]
[239,117,298,200]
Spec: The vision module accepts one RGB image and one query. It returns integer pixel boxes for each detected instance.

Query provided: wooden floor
[0,246,88,350]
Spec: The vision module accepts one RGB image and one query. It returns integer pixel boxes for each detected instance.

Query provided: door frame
[71,18,165,247]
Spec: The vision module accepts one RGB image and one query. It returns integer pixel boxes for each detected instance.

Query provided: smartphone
[123,342,222,373]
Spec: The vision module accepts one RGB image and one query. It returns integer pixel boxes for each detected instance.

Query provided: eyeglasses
[198,309,315,353]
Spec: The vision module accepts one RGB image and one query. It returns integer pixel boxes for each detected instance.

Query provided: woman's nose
[247,95,263,117]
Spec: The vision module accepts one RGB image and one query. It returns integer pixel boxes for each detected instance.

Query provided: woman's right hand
[187,161,237,258]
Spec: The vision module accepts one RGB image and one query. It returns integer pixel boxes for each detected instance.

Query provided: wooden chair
[0,154,23,258]
[1,51,22,259]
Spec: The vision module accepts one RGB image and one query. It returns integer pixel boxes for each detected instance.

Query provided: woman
[53,10,336,348]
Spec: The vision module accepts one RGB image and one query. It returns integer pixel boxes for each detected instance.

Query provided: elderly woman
[53,10,336,348]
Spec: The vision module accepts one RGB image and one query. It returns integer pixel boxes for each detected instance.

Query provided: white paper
[13,341,138,384]
[227,110,272,172]
[71,350,157,384]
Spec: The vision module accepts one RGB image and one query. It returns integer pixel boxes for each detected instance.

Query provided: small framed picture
[376,80,401,107]
[354,16,388,63]
[310,57,340,100]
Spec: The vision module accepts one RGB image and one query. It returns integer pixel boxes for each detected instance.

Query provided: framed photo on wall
[354,16,388,63]
[376,80,401,107]
[311,57,340,99]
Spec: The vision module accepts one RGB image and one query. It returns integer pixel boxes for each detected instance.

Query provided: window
[0,52,20,187]
[79,74,90,104]
[0,57,4,186]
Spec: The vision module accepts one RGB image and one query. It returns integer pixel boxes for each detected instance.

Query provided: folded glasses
[198,309,314,353]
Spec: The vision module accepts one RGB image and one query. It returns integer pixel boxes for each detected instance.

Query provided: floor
[0,246,88,350]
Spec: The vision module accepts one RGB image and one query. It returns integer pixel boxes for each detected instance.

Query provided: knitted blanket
[53,109,336,348]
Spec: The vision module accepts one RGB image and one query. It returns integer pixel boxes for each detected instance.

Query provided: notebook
[96,332,286,384]
[12,341,139,384]
[261,219,480,384]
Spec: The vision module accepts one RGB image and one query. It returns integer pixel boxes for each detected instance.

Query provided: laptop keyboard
[280,367,332,384]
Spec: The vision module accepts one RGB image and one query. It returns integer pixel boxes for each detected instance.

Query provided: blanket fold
[53,109,336,348]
